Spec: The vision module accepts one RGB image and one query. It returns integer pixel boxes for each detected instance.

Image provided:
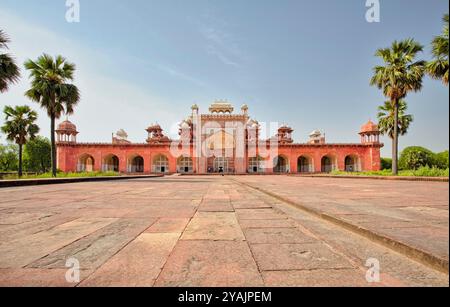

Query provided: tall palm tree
[427,14,449,85]
[0,30,20,93]
[1,105,39,177]
[370,39,426,175]
[378,100,413,144]
[25,54,80,177]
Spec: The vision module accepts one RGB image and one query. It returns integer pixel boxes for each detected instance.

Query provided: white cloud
[0,9,188,143]
[200,24,243,67]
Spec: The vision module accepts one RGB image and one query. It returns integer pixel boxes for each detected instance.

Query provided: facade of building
[57,102,383,174]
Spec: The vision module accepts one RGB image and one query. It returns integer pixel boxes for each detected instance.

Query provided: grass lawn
[2,171,121,180]
[332,166,449,177]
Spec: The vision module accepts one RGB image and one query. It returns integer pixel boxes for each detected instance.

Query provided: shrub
[433,151,449,169]
[380,158,392,170]
[410,166,449,177]
[399,146,435,170]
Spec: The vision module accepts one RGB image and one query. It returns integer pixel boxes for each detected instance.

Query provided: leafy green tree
[0,143,18,171]
[434,150,449,169]
[25,54,80,177]
[427,14,449,85]
[1,105,40,177]
[381,158,393,170]
[399,146,435,170]
[0,30,20,93]
[23,136,51,173]
[370,39,426,175]
[377,100,413,156]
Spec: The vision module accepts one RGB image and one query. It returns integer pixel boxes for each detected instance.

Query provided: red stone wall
[57,143,382,174]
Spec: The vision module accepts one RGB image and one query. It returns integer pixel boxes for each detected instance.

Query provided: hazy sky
[0,0,448,157]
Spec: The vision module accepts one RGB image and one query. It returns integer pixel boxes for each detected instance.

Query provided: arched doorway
[345,155,361,172]
[102,154,119,172]
[321,155,336,173]
[128,155,144,173]
[177,156,193,173]
[298,156,313,173]
[77,154,95,172]
[248,156,264,173]
[153,155,169,173]
[213,157,231,173]
[273,156,289,173]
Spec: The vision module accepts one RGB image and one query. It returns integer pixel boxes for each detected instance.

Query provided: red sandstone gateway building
[57,102,383,174]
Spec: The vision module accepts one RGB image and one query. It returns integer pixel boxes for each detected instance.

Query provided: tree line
[0,137,51,174]
[1,30,80,177]
[372,14,449,175]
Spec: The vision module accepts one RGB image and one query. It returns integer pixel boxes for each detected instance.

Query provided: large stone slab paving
[155,241,264,287]
[125,205,198,218]
[80,233,180,287]
[181,212,245,241]
[0,214,80,243]
[0,176,448,287]
[239,219,297,229]
[0,212,55,225]
[0,217,116,268]
[145,218,191,233]
[262,269,368,287]
[231,200,273,209]
[198,199,234,212]
[250,243,354,271]
[235,208,287,220]
[234,176,450,266]
[0,268,93,287]
[375,226,449,261]
[28,218,156,270]
[268,199,450,286]
[244,228,317,244]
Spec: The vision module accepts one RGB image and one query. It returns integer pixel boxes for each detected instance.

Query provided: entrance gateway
[56,101,383,174]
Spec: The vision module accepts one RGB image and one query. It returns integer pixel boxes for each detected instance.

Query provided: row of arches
[77,154,187,174]
[77,153,362,174]
[272,154,361,173]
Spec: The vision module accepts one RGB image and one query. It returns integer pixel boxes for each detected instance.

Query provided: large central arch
[248,156,264,173]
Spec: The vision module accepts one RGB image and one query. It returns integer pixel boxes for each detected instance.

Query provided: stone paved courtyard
[0,176,448,287]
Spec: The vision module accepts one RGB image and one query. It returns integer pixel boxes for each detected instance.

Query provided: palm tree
[370,39,426,175]
[0,30,20,93]
[25,54,80,177]
[378,100,413,145]
[1,105,39,177]
[427,14,449,85]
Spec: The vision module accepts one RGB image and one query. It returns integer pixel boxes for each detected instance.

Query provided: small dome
[360,120,379,133]
[147,123,162,131]
[309,130,322,137]
[180,121,190,129]
[116,129,128,139]
[57,120,77,132]
[279,124,292,130]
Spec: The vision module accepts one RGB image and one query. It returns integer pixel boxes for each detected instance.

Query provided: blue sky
[0,0,448,157]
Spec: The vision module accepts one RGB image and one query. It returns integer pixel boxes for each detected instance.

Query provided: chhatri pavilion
[56,101,383,174]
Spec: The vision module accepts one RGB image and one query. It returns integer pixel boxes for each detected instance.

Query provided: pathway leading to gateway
[0,176,447,286]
